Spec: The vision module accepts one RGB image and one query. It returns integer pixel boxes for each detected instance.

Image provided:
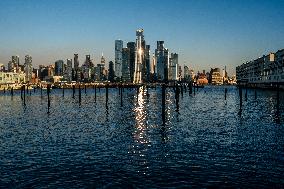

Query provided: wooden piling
[11,87,13,96]
[225,88,227,100]
[40,85,43,98]
[72,85,75,98]
[47,84,50,113]
[84,84,86,94]
[189,82,192,95]
[21,86,23,100]
[62,84,64,97]
[4,87,5,93]
[79,84,81,104]
[23,85,26,106]
[95,85,97,103]
[121,85,123,107]
[239,86,242,108]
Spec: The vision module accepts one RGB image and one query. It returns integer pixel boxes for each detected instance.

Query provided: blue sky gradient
[0,0,283,75]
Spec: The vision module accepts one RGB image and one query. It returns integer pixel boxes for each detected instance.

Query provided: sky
[0,0,283,76]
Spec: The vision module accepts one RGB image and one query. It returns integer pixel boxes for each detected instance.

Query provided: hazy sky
[0,0,283,75]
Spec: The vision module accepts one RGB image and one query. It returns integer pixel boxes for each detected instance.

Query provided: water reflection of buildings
[133,87,149,144]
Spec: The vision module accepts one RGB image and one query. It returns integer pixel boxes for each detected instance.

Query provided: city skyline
[0,0,283,76]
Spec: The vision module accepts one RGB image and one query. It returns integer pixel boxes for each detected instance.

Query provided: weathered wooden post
[239,86,242,108]
[84,84,86,94]
[4,87,5,93]
[62,84,65,97]
[194,84,196,96]
[120,85,123,107]
[41,85,43,98]
[21,86,23,100]
[181,84,183,98]
[72,85,75,98]
[189,81,192,95]
[11,87,13,96]
[225,88,228,100]
[79,84,81,104]
[95,85,97,103]
[23,85,26,106]
[175,84,180,108]
[47,84,50,113]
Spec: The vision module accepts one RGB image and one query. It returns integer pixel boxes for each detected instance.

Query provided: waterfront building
[144,45,151,82]
[115,40,123,79]
[122,48,131,82]
[108,61,115,82]
[65,59,72,82]
[155,41,170,82]
[74,54,79,81]
[127,42,136,82]
[133,29,145,84]
[55,60,64,76]
[184,65,190,81]
[24,55,33,82]
[0,72,25,86]
[236,49,284,85]
[169,53,178,81]
[96,53,106,81]
[210,68,223,85]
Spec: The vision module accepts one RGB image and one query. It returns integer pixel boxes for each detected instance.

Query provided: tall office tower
[122,48,131,82]
[164,48,170,81]
[74,54,79,70]
[82,55,92,79]
[133,29,145,83]
[169,53,178,81]
[184,65,190,81]
[66,59,73,81]
[55,60,64,76]
[97,53,106,81]
[8,61,13,72]
[127,42,136,82]
[108,61,115,82]
[144,45,151,82]
[12,55,20,72]
[115,40,123,79]
[74,54,79,81]
[155,41,166,81]
[24,55,33,82]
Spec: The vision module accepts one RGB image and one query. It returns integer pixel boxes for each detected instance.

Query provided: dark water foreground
[0,86,283,188]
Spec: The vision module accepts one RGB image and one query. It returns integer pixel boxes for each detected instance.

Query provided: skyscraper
[133,29,145,84]
[74,54,79,81]
[127,42,136,82]
[108,61,115,82]
[24,55,33,82]
[122,48,131,82]
[66,59,72,81]
[169,53,178,81]
[115,40,123,79]
[55,60,64,76]
[145,45,151,82]
[155,41,167,81]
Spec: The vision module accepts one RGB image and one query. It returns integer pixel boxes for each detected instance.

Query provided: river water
[0,85,283,188]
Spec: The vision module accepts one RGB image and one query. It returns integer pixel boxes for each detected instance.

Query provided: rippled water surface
[0,85,284,188]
